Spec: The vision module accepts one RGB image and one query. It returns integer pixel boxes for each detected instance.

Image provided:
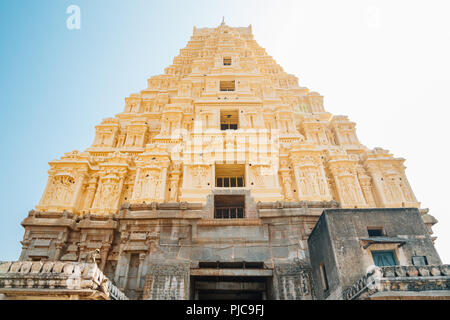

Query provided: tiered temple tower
[1,22,447,301]
[36,21,420,214]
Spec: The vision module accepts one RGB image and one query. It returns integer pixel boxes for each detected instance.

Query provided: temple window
[220,109,239,130]
[220,80,235,91]
[367,227,384,237]
[371,250,398,267]
[223,57,232,66]
[214,195,245,219]
[215,164,245,187]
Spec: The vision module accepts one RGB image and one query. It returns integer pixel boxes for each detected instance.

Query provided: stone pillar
[292,165,306,198]
[398,170,418,204]
[318,165,332,200]
[136,253,146,290]
[99,244,110,271]
[158,165,169,202]
[114,173,126,209]
[280,169,294,201]
[169,173,181,202]
[83,177,98,211]
[131,167,142,201]
[38,171,56,207]
[70,171,88,212]
[366,164,388,207]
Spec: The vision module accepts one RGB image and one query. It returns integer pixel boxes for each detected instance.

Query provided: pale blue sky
[1,0,449,262]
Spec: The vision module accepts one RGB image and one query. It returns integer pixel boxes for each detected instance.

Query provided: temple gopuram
[1,21,448,300]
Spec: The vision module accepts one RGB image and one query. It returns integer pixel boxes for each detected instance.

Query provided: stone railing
[0,261,128,300]
[343,265,450,300]
[121,202,203,212]
[257,200,340,210]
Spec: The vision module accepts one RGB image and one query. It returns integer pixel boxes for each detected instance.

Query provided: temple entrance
[190,262,273,300]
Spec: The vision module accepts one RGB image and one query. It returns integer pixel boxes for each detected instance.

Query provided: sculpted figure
[400,180,415,202]
[102,181,119,209]
[318,177,327,196]
[192,166,207,187]
[387,176,403,203]
[92,175,119,210]
[50,176,75,206]
[298,171,309,196]
[141,170,160,200]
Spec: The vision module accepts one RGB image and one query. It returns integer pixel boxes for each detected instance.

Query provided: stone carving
[135,170,161,200]
[191,165,209,188]
[42,175,76,207]
[92,174,122,213]
[0,261,128,300]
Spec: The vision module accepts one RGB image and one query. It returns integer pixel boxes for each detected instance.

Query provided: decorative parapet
[0,261,128,300]
[121,202,203,212]
[343,265,450,300]
[257,200,340,210]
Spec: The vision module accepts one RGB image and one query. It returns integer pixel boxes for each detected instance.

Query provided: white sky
[244,0,450,262]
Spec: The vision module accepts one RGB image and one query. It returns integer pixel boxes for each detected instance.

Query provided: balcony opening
[220,80,235,92]
[216,164,245,187]
[191,275,270,300]
[220,109,239,130]
[214,195,245,219]
[223,57,232,66]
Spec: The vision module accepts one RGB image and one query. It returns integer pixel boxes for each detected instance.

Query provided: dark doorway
[191,275,270,300]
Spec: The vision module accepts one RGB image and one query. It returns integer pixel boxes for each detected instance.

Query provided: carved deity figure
[339,176,359,205]
[385,175,404,204]
[192,166,208,187]
[180,83,191,97]
[92,176,120,210]
[44,175,75,206]
[134,169,160,201]
[251,166,265,187]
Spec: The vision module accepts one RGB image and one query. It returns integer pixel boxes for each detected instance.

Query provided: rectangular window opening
[215,164,245,188]
[214,195,245,219]
[220,109,239,130]
[371,250,398,267]
[223,57,232,66]
[220,80,235,92]
[367,227,384,237]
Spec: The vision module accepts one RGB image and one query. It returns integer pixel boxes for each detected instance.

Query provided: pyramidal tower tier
[36,22,420,216]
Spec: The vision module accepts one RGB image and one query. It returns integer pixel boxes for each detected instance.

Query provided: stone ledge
[0,261,128,300]
[343,265,450,300]
[257,201,340,210]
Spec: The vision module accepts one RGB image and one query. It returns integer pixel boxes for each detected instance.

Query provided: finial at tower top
[221,16,225,25]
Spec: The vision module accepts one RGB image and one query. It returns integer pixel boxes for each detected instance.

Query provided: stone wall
[308,208,445,300]
[272,262,313,300]
[14,204,444,300]
[142,261,190,300]
[0,261,127,300]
